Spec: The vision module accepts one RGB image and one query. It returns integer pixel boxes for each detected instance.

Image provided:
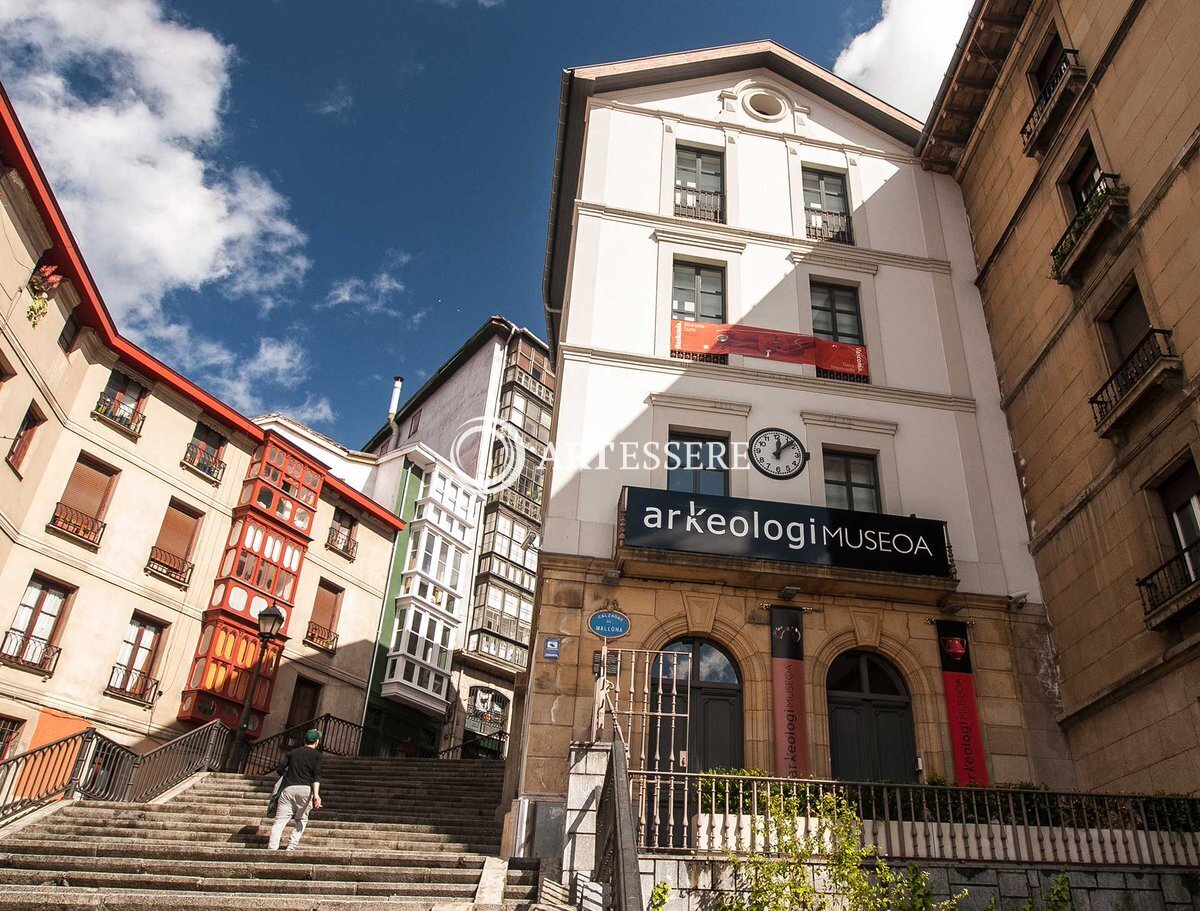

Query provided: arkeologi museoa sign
[622,487,952,578]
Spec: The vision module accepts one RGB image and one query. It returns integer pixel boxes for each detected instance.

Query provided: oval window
[746,91,785,120]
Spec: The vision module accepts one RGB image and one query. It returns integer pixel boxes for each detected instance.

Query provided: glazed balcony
[1021,49,1086,155]
[106,665,160,705]
[803,210,853,245]
[1051,174,1129,284]
[503,364,555,406]
[303,620,339,654]
[48,502,105,546]
[673,186,724,224]
[1089,329,1182,437]
[467,629,529,670]
[1138,540,1200,630]
[92,393,145,438]
[145,546,193,587]
[181,442,225,483]
[0,630,60,676]
[326,526,358,561]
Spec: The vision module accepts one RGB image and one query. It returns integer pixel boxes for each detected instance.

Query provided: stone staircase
[0,756,540,910]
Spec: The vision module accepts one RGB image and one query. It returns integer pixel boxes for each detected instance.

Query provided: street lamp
[225,602,286,772]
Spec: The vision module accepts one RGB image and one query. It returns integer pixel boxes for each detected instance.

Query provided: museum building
[504,41,1071,858]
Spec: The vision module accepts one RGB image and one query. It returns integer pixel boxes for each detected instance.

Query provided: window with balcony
[474,581,534,648]
[1021,32,1085,155]
[51,454,117,545]
[824,450,881,513]
[502,388,552,443]
[468,630,528,668]
[306,579,342,652]
[1090,285,1179,432]
[674,147,724,223]
[57,312,80,353]
[2,576,70,675]
[508,337,555,391]
[467,686,509,733]
[6,403,45,473]
[147,500,201,586]
[0,716,22,760]
[183,422,226,483]
[1139,463,1200,626]
[107,614,163,704]
[667,433,729,497]
[811,282,869,384]
[1052,143,1127,283]
[802,169,853,244]
[1068,148,1103,213]
[327,507,359,560]
[94,371,147,437]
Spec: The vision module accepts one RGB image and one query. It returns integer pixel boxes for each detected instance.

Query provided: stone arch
[808,628,944,780]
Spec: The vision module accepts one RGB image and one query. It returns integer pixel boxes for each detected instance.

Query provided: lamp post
[225,602,285,772]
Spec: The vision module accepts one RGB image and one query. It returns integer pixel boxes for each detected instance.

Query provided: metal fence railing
[1021,49,1081,145]
[182,441,226,482]
[0,629,62,675]
[630,770,1200,868]
[1089,329,1175,426]
[145,546,194,586]
[241,714,364,776]
[49,501,105,546]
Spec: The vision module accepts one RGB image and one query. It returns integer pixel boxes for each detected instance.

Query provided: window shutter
[311,581,341,629]
[155,503,200,558]
[61,457,116,518]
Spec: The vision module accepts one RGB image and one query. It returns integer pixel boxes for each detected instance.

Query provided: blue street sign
[543,637,560,659]
[588,609,630,639]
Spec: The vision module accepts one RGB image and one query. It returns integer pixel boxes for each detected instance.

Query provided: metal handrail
[93,393,145,435]
[438,728,508,760]
[0,729,95,823]
[303,620,339,653]
[182,442,226,482]
[1021,49,1081,142]
[326,526,358,560]
[0,629,62,675]
[125,720,231,803]
[1089,329,1175,425]
[1051,172,1124,263]
[804,210,854,245]
[146,546,194,586]
[630,769,1200,867]
[241,713,364,775]
[1137,538,1200,614]
[49,501,105,545]
[673,186,724,223]
[106,665,161,704]
[596,743,645,911]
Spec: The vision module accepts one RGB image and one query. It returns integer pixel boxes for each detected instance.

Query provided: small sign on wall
[543,637,560,660]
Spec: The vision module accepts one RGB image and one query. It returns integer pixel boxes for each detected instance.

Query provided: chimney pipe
[388,375,404,420]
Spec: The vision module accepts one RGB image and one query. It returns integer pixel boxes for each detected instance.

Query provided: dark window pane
[697,643,738,684]
[827,652,862,692]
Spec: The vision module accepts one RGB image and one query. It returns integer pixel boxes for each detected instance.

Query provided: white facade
[546,68,1041,600]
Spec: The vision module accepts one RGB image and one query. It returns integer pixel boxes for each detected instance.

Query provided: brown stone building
[919,0,1200,793]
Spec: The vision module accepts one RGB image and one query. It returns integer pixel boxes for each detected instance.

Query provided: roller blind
[311,580,341,629]
[154,502,200,558]
[61,457,116,517]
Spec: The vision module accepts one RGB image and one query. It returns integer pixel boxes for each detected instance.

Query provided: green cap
[305,729,322,744]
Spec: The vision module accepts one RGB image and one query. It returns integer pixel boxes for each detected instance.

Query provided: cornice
[561,345,977,414]
[592,97,916,166]
[799,410,898,435]
[646,392,753,416]
[576,201,952,274]
[650,228,746,254]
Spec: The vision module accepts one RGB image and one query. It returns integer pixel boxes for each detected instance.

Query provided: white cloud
[314,82,354,119]
[834,0,973,120]
[0,0,332,423]
[204,337,335,425]
[321,251,414,318]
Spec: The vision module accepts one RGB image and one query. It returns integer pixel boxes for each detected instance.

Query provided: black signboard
[622,487,952,578]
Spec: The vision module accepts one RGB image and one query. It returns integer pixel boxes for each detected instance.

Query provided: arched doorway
[826,650,916,782]
[654,638,744,772]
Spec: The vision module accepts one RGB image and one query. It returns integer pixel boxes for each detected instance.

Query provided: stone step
[0,870,479,898]
[0,854,485,885]
[162,799,501,819]
[190,780,504,796]
[20,818,501,844]
[10,828,499,853]
[170,792,502,810]
[63,804,502,831]
[0,886,532,911]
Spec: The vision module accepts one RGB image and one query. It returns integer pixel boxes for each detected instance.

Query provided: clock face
[749,427,809,480]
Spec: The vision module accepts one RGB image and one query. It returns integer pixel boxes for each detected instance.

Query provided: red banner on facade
[671,320,869,375]
[936,620,989,787]
[770,606,809,777]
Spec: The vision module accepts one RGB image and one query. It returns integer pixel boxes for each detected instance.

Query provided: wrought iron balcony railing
[804,210,853,245]
[304,620,339,653]
[49,501,105,545]
[326,526,358,561]
[464,707,507,736]
[1089,329,1175,426]
[145,546,194,586]
[673,186,724,223]
[1021,49,1082,146]
[1051,173,1127,279]
[1,629,61,675]
[1137,539,1200,616]
[106,665,160,705]
[182,442,226,482]
[93,393,145,436]
[816,366,871,385]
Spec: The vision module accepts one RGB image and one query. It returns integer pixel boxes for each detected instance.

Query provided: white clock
[749,427,809,480]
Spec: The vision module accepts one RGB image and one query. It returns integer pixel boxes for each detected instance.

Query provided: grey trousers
[268,785,313,850]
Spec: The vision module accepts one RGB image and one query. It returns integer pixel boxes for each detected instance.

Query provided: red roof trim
[0,84,403,534]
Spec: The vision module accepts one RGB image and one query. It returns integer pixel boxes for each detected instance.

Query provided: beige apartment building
[0,84,403,760]
[920,0,1200,793]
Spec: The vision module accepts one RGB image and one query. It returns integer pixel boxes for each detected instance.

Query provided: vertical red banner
[936,620,989,786]
[770,606,809,777]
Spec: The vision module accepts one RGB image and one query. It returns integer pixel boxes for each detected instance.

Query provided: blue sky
[0,0,969,447]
